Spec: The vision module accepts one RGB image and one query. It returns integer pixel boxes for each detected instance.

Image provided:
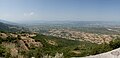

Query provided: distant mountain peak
[0,19,18,25]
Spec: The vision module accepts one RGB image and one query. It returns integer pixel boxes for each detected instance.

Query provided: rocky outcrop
[0,32,43,58]
[17,34,43,51]
[18,40,29,51]
[0,33,8,38]
[2,42,18,57]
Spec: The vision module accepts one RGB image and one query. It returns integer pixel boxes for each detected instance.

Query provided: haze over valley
[1,0,120,58]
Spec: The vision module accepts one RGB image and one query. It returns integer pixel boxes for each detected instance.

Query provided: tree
[0,45,6,57]
[90,43,112,55]
[109,39,120,49]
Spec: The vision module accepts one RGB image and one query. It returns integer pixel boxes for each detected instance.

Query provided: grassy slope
[32,34,98,57]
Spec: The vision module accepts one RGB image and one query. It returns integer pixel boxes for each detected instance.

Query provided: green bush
[109,39,120,49]
[0,45,6,57]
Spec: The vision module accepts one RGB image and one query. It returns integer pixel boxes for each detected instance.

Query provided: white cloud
[24,12,34,16]
[30,12,34,15]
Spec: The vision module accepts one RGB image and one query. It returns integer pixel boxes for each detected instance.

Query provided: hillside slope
[0,21,27,32]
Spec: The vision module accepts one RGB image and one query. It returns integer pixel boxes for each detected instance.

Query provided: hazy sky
[0,0,120,23]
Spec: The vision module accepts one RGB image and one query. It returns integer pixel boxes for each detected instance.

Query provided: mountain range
[0,19,27,33]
